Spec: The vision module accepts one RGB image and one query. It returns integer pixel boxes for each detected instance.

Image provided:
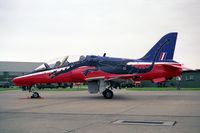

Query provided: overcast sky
[0,0,200,69]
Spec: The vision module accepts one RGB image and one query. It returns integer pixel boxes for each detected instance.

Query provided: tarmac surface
[0,90,200,133]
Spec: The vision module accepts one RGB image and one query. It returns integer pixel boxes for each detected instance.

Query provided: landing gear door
[86,77,106,94]
[88,81,99,94]
[99,79,106,93]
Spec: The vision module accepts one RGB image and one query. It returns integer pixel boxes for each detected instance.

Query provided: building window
[190,75,194,80]
[185,75,195,81]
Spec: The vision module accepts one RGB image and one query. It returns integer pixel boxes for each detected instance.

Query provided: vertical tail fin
[140,32,178,62]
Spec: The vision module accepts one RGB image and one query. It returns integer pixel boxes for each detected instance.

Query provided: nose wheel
[31,92,40,99]
[102,89,113,99]
[27,86,41,99]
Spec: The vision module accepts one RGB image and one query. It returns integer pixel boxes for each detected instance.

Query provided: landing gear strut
[102,89,113,99]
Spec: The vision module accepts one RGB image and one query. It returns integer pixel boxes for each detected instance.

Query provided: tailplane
[140,32,178,62]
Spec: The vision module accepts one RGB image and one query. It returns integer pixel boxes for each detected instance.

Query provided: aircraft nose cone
[12,77,20,84]
[12,75,33,87]
[12,76,26,86]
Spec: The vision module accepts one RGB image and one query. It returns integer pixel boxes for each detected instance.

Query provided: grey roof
[0,61,43,72]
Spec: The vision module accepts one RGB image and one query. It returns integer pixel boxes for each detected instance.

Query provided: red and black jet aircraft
[13,32,184,99]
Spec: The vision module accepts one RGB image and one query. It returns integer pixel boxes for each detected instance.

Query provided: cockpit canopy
[34,55,86,71]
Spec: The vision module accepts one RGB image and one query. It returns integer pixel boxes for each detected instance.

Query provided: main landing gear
[102,89,113,99]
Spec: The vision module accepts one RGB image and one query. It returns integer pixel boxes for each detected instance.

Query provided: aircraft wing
[106,74,139,80]
[85,74,139,82]
[85,76,105,81]
[106,74,135,83]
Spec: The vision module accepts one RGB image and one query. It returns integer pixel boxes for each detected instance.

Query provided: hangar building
[0,61,43,87]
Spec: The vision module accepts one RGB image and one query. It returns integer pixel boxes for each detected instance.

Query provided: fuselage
[12,55,182,86]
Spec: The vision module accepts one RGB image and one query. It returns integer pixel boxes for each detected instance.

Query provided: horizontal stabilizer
[163,64,196,71]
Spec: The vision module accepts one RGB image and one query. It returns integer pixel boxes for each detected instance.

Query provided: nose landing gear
[31,92,40,99]
[27,86,41,99]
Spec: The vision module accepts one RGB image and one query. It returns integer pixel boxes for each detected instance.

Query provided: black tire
[70,83,73,88]
[31,92,40,99]
[103,89,113,99]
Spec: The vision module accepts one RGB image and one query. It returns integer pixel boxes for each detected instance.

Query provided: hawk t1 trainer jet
[13,32,184,99]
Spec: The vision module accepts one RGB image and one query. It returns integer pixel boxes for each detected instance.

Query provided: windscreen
[34,55,86,71]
